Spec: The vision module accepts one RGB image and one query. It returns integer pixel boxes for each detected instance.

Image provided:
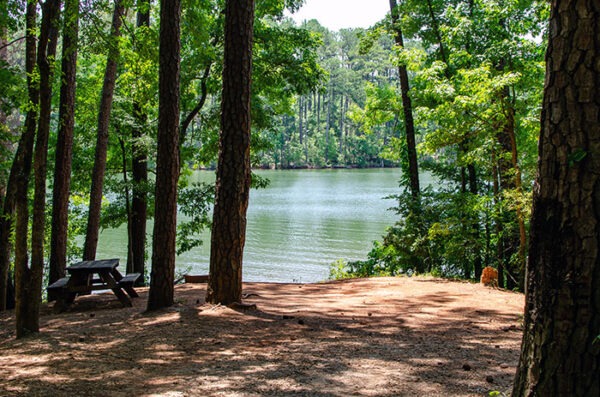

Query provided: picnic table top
[67,258,120,272]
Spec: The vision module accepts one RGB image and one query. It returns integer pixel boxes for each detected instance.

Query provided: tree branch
[0,36,27,51]
[180,63,212,146]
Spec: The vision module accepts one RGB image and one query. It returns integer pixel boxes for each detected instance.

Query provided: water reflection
[96,168,413,282]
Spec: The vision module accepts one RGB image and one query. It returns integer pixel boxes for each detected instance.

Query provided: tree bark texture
[16,0,61,338]
[147,0,180,311]
[49,0,79,297]
[32,0,61,302]
[83,0,125,260]
[0,1,38,311]
[129,1,150,283]
[389,0,420,200]
[206,0,255,305]
[513,1,600,395]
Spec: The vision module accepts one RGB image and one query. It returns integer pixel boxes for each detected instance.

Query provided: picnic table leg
[99,271,132,307]
[123,285,139,298]
[110,269,139,298]
[53,291,76,313]
[111,287,133,307]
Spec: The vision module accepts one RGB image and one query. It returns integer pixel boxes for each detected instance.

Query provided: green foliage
[176,182,214,255]
[330,241,402,279]
[331,0,546,287]
[174,265,193,284]
[0,0,548,292]
[328,259,352,280]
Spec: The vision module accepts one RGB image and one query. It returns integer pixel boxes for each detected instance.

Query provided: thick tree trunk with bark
[83,0,125,260]
[31,0,61,302]
[49,0,79,298]
[206,0,255,305]
[146,0,181,311]
[129,1,150,283]
[16,0,61,338]
[513,2,600,395]
[389,0,420,200]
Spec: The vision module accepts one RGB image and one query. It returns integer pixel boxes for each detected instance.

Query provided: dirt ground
[0,276,524,397]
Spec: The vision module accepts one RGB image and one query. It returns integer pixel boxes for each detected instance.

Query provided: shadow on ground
[0,277,524,396]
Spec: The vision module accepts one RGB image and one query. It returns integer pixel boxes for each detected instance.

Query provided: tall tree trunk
[492,15,526,291]
[468,164,482,279]
[0,7,9,204]
[504,86,527,286]
[49,0,79,299]
[389,0,420,199]
[120,138,134,269]
[279,117,285,169]
[495,90,523,290]
[0,1,38,311]
[83,0,125,260]
[298,96,303,145]
[325,83,332,164]
[513,2,600,394]
[503,91,527,289]
[31,0,61,311]
[316,91,320,136]
[304,96,309,163]
[338,94,344,159]
[343,96,349,162]
[129,0,150,283]
[491,149,505,288]
[16,0,61,338]
[206,0,255,305]
[0,6,11,310]
[146,0,181,311]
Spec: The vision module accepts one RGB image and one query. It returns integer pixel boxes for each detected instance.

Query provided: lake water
[96,168,426,283]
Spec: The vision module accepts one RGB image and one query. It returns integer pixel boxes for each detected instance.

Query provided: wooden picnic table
[48,258,140,312]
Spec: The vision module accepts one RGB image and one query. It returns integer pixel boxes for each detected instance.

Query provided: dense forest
[0,0,548,298]
[0,0,549,325]
[1,0,599,394]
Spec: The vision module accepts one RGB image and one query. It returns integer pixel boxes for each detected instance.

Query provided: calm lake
[96,168,430,283]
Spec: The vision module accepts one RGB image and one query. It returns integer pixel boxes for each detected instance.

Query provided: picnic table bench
[48,258,140,312]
